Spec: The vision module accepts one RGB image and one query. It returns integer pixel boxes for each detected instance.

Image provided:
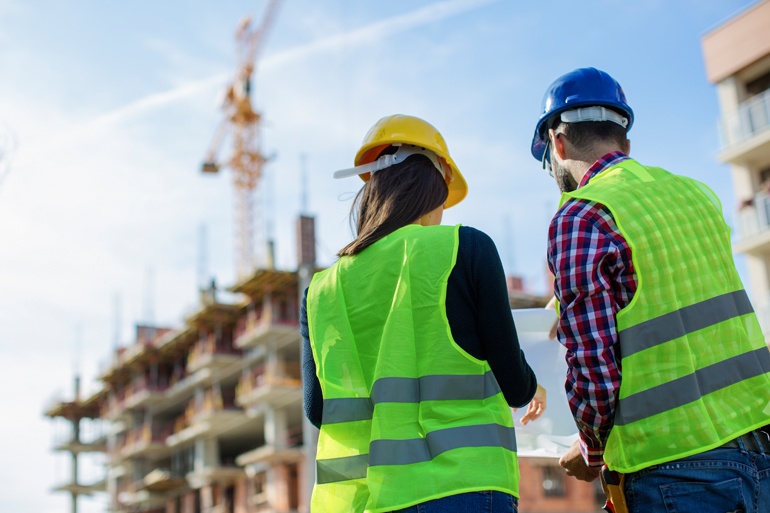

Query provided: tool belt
[600,466,628,513]
[599,425,770,513]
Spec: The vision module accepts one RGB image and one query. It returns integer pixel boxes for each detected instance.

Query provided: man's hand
[559,439,601,482]
[520,384,546,425]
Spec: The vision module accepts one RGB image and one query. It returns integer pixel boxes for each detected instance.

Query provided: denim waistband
[720,426,770,453]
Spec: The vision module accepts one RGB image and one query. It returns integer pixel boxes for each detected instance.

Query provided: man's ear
[623,138,631,155]
[549,129,567,160]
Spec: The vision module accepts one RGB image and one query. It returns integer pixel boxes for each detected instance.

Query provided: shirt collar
[579,151,630,188]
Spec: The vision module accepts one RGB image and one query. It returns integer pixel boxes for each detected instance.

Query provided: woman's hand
[520,384,546,425]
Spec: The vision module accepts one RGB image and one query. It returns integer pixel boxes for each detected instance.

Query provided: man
[532,67,770,512]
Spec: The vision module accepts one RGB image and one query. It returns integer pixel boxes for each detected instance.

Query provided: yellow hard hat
[353,114,468,208]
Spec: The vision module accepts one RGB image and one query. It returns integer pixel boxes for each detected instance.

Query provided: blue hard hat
[530,67,634,162]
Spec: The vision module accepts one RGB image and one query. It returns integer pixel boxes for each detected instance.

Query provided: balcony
[186,464,244,489]
[123,376,169,411]
[117,488,166,510]
[236,361,302,409]
[734,192,770,254]
[137,468,187,493]
[101,389,129,421]
[118,422,172,460]
[51,417,108,454]
[51,479,103,495]
[187,335,242,375]
[166,390,247,447]
[53,436,107,454]
[236,444,303,468]
[719,88,770,165]
[234,309,299,350]
[237,424,303,469]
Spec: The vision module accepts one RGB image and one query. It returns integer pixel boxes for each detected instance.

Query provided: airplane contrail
[77,0,500,133]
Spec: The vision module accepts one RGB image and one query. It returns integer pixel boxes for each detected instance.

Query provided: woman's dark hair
[337,152,448,257]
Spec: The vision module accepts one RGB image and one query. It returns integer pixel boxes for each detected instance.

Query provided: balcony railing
[736,192,770,243]
[124,375,169,409]
[118,422,172,458]
[721,88,770,149]
[101,388,128,419]
[236,361,302,408]
[187,335,241,373]
[234,310,300,350]
[172,388,240,434]
[237,362,301,395]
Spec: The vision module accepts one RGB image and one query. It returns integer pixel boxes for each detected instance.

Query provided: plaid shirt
[547,151,637,467]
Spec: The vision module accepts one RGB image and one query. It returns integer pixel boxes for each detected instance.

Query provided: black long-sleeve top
[301,226,537,428]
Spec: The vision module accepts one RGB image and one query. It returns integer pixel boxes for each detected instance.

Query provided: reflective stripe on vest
[317,423,517,484]
[560,159,770,473]
[615,347,770,426]
[619,290,754,357]
[322,370,502,424]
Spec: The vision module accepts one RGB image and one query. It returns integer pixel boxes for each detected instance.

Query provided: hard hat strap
[333,144,450,182]
[560,106,629,128]
[541,139,553,177]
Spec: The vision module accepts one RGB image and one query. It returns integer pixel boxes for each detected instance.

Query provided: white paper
[509,308,578,458]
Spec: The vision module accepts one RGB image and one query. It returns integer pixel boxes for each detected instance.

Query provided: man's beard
[553,159,578,193]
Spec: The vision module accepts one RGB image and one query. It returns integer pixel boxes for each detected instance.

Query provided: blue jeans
[624,439,770,513]
[392,491,518,513]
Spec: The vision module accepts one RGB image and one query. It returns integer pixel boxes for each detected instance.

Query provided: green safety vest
[307,224,520,513]
[560,158,770,474]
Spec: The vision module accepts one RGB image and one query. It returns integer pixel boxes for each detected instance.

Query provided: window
[542,464,566,497]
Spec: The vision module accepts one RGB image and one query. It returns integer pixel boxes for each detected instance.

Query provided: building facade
[702,0,770,339]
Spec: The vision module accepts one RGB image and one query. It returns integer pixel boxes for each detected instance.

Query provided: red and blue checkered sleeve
[547,198,636,467]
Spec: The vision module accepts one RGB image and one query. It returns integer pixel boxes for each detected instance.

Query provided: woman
[301,114,545,513]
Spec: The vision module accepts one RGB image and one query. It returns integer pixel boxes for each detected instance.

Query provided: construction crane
[201,0,282,278]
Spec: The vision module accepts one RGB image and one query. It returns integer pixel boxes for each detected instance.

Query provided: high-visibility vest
[560,159,770,474]
[307,224,520,513]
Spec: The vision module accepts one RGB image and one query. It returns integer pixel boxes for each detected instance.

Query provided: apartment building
[702,0,770,338]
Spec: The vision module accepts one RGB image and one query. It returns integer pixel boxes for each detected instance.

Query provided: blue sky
[0,1,760,511]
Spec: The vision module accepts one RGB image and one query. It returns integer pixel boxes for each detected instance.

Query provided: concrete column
[195,438,219,471]
[200,485,214,512]
[265,406,287,449]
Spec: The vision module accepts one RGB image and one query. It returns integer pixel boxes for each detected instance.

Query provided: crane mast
[202,0,282,277]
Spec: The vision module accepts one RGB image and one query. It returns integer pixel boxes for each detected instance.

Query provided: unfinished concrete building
[45,376,107,513]
[94,271,306,513]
